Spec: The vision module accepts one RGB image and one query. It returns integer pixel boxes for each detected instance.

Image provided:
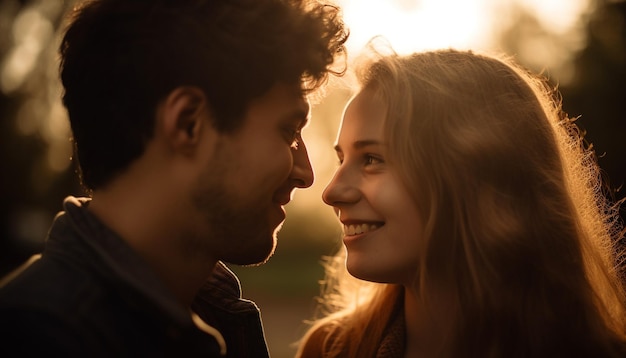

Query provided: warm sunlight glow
[340,0,494,56]
[520,0,593,35]
[1,8,53,94]
[335,0,592,57]
[291,0,593,225]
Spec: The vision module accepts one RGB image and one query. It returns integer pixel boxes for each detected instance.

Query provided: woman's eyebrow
[352,139,383,149]
[334,139,384,151]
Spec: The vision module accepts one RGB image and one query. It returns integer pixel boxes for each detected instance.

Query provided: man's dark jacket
[0,197,270,357]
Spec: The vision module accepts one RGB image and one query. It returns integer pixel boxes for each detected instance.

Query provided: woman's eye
[364,154,383,166]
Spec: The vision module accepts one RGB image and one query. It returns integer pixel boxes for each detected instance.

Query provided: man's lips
[272,189,293,206]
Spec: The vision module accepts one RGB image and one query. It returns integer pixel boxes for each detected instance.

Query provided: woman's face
[323,88,423,286]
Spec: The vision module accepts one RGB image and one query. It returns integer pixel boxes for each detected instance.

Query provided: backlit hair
[297,47,626,357]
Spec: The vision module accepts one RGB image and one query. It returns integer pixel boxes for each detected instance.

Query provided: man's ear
[158,86,211,155]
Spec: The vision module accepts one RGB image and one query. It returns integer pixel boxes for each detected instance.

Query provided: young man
[0,0,348,356]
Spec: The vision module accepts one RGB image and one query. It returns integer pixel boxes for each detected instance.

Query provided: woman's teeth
[344,223,381,236]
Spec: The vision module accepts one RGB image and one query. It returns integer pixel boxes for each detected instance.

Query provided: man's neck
[88,183,217,307]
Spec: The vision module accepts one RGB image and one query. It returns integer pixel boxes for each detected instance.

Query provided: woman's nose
[322,166,360,207]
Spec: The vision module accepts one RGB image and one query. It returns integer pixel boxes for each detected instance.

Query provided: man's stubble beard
[185,144,280,266]
[190,182,279,266]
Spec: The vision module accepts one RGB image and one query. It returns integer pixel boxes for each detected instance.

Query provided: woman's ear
[158,86,211,154]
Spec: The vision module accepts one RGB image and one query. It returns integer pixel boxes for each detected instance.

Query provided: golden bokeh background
[1,0,625,357]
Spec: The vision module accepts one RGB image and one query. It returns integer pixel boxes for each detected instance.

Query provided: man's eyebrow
[283,109,310,128]
[333,139,383,152]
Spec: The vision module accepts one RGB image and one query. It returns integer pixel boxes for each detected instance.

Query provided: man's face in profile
[188,82,314,266]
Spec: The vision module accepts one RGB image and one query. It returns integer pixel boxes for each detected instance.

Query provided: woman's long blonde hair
[296,48,626,357]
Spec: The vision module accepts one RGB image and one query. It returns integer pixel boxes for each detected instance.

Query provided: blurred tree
[0,0,81,275]
[498,0,626,208]
[560,0,626,208]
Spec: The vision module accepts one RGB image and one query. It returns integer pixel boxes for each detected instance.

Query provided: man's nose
[290,140,314,188]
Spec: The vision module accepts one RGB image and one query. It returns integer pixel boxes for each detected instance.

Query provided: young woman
[296,49,626,357]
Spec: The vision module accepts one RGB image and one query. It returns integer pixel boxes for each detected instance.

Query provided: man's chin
[235,255,273,268]
[225,234,277,267]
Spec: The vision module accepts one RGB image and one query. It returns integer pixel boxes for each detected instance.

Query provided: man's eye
[287,129,301,150]
[290,135,300,150]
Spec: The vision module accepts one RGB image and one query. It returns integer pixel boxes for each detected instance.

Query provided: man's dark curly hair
[59,0,348,190]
